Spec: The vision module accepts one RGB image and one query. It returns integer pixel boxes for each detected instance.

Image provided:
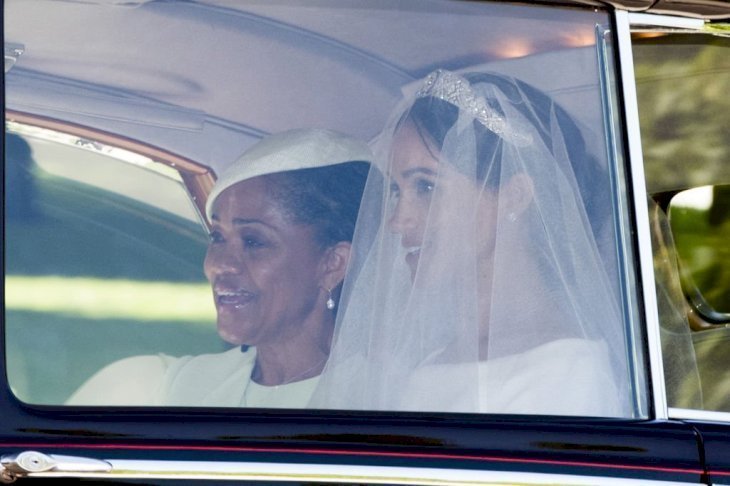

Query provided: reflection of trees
[697,191,730,312]
[705,185,730,311]
[636,34,730,316]
[710,185,730,226]
[633,34,730,192]
[637,35,730,413]
[672,199,730,313]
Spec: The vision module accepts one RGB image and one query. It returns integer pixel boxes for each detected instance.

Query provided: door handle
[1,451,111,483]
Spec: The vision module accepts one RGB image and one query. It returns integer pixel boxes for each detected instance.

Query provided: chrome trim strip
[10,459,699,485]
[627,12,705,30]
[595,21,648,419]
[614,10,668,420]
[670,407,730,423]
[616,12,716,422]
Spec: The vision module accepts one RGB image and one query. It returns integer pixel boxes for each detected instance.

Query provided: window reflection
[635,31,730,413]
[5,125,219,404]
[5,1,641,416]
[670,185,730,318]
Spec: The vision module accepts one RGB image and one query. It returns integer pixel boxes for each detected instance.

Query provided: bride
[311,69,634,417]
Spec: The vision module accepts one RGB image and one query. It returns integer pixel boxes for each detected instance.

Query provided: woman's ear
[318,241,352,291]
[503,172,534,216]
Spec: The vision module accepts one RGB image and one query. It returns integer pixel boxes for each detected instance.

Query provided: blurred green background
[634,33,730,315]
[5,131,226,404]
[633,33,730,412]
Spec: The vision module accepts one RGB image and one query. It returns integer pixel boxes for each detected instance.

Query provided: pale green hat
[205,128,373,220]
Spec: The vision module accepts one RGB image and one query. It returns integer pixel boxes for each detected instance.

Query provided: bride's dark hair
[401,71,609,241]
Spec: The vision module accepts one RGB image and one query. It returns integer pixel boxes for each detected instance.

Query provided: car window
[633,32,730,413]
[4,123,222,404]
[4,0,645,417]
[669,185,730,320]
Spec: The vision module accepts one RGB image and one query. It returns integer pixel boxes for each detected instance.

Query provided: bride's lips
[213,286,256,309]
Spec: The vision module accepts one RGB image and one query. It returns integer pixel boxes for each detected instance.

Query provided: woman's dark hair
[264,161,373,249]
[405,95,502,187]
[402,71,606,233]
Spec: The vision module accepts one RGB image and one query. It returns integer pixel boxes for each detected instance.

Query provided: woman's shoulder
[403,338,621,416]
[407,338,604,383]
[66,347,255,407]
[165,346,255,383]
[162,346,256,406]
[493,338,609,373]
[481,338,621,416]
[65,354,173,406]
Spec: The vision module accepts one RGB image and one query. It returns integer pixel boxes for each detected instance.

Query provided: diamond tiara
[415,69,531,145]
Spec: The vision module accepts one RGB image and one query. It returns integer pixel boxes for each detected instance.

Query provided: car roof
[565,0,730,19]
[5,0,728,176]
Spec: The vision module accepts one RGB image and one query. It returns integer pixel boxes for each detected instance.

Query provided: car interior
[633,32,730,413]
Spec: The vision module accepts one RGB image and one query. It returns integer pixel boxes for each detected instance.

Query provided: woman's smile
[213,285,257,309]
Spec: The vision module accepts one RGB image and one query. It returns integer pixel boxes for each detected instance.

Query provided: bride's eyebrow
[401,168,437,179]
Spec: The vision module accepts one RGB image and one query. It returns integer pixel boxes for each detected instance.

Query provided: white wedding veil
[311,69,634,417]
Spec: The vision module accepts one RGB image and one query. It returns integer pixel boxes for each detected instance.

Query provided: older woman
[68,128,373,407]
[313,70,632,417]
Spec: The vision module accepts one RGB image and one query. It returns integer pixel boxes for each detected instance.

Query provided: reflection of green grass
[5,276,221,405]
[4,169,221,405]
[6,310,227,405]
[6,178,207,282]
[6,216,205,282]
[671,207,730,312]
[6,276,215,322]
[6,172,208,281]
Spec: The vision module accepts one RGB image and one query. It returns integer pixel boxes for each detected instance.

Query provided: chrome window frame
[596,17,648,419]
[615,9,669,421]
[619,10,730,423]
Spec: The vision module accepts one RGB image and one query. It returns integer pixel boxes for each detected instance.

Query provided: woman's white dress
[401,338,622,416]
[66,347,319,408]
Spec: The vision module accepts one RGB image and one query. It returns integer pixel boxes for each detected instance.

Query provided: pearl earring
[326,289,335,310]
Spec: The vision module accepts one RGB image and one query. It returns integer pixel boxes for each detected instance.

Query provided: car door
[627,12,730,485]
[2,1,721,483]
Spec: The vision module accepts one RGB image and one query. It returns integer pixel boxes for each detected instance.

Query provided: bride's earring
[326,289,335,310]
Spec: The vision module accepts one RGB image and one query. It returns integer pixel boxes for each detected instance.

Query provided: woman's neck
[476,237,561,360]
[251,310,334,386]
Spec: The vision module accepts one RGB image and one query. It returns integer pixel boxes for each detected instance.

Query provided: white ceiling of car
[4,0,605,173]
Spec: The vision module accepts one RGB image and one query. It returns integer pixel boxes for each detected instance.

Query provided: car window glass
[5,124,222,404]
[4,0,643,417]
[633,32,730,412]
[669,185,730,318]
